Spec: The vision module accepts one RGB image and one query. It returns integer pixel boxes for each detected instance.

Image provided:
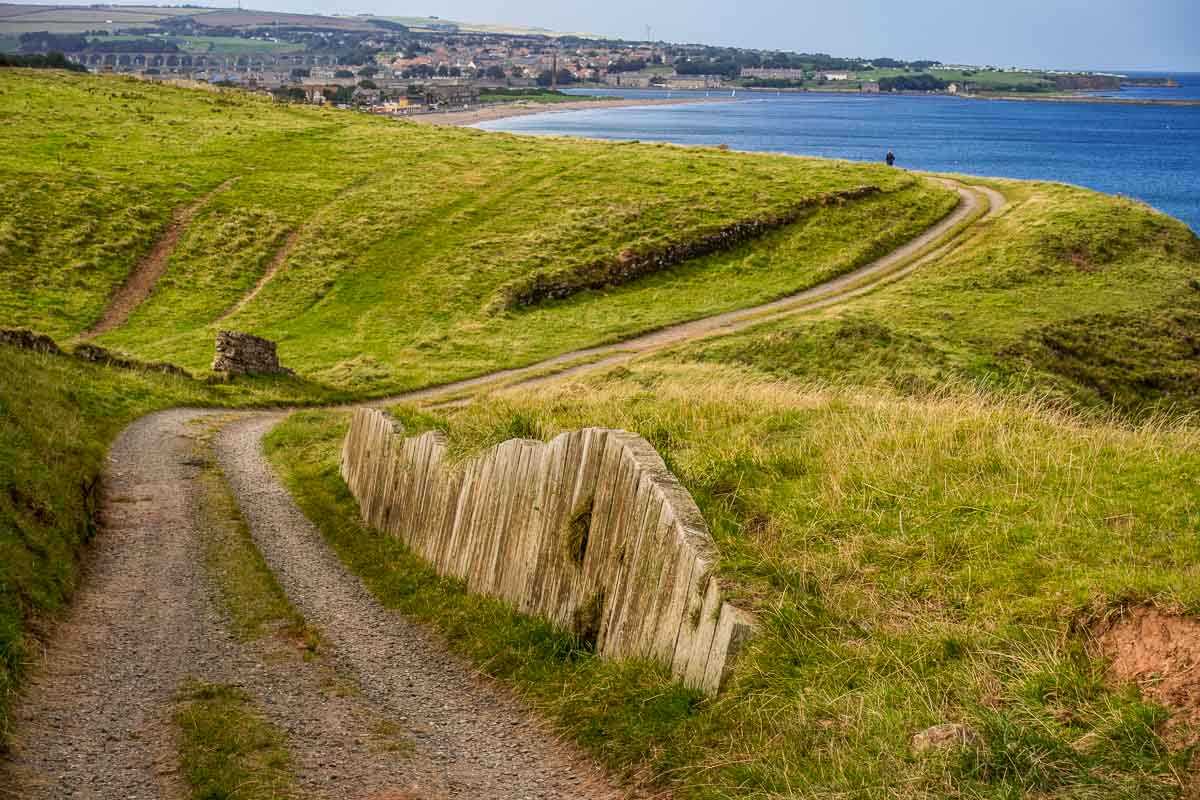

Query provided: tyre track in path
[1,410,220,799]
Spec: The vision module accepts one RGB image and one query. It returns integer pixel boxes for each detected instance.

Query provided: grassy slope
[0,70,955,394]
[687,180,1200,416]
[0,70,950,741]
[3,67,1198,797]
[264,184,1200,797]
[271,363,1199,798]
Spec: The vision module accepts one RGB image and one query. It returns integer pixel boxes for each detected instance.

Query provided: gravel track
[370,180,1002,407]
[214,415,623,800]
[1,409,221,799]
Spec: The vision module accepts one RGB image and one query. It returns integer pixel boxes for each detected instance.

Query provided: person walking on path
[886,150,896,167]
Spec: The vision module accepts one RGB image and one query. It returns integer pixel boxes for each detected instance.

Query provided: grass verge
[270,361,1200,798]
[175,681,296,800]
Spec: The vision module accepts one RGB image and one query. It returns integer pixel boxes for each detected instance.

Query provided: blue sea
[478,73,1200,232]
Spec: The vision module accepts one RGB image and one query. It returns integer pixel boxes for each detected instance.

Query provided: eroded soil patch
[1097,607,1200,747]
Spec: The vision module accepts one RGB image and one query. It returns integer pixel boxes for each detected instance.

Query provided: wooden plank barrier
[340,407,754,694]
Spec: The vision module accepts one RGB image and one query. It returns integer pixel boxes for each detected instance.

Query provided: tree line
[0,52,87,72]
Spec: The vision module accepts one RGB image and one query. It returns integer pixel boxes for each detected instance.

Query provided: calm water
[478,74,1200,232]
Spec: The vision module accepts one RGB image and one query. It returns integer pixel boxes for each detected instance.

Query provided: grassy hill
[1,70,955,394]
[0,67,952,739]
[2,68,1199,797]
[684,179,1200,416]
[270,362,1200,798]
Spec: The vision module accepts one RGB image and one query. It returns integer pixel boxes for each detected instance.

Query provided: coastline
[966,93,1200,107]
[407,97,726,127]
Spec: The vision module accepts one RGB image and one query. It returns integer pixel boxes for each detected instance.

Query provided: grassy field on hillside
[3,65,1199,796]
[269,363,1200,798]
[0,70,956,394]
[686,179,1200,416]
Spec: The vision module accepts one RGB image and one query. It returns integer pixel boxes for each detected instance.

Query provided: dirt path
[2,178,1003,798]
[216,416,623,800]
[82,178,238,339]
[219,227,302,321]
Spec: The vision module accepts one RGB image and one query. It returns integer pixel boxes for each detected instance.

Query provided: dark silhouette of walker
[886,150,896,167]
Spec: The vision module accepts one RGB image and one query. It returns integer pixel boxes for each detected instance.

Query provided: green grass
[0,71,951,748]
[90,34,304,56]
[686,180,1200,416]
[175,681,297,800]
[4,63,1200,796]
[0,70,955,394]
[175,35,306,56]
[192,423,319,653]
[267,362,1200,798]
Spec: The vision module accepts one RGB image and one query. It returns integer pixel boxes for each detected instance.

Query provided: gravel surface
[1,409,221,799]
[215,415,625,800]
[3,410,615,799]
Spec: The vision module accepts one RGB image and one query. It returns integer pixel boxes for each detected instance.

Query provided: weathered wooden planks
[340,407,754,694]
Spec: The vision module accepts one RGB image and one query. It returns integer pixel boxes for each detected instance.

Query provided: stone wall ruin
[212,330,292,376]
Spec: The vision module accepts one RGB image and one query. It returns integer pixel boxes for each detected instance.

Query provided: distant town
[0,3,1180,115]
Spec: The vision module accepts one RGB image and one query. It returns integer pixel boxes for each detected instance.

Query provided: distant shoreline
[965,93,1200,107]
[408,97,726,127]
[741,85,1200,107]
[407,87,1200,130]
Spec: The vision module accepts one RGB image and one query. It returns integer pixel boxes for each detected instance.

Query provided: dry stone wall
[491,185,882,310]
[212,330,292,375]
[340,407,755,695]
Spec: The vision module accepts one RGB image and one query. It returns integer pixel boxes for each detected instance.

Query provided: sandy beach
[408,96,725,126]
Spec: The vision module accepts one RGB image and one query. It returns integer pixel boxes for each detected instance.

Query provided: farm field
[0,2,208,34]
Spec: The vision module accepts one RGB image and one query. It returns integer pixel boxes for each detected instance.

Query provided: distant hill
[376,14,603,39]
[0,3,599,38]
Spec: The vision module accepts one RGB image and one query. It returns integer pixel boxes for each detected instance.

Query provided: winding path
[375,179,1003,405]
[1,179,1004,799]
[81,178,239,340]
